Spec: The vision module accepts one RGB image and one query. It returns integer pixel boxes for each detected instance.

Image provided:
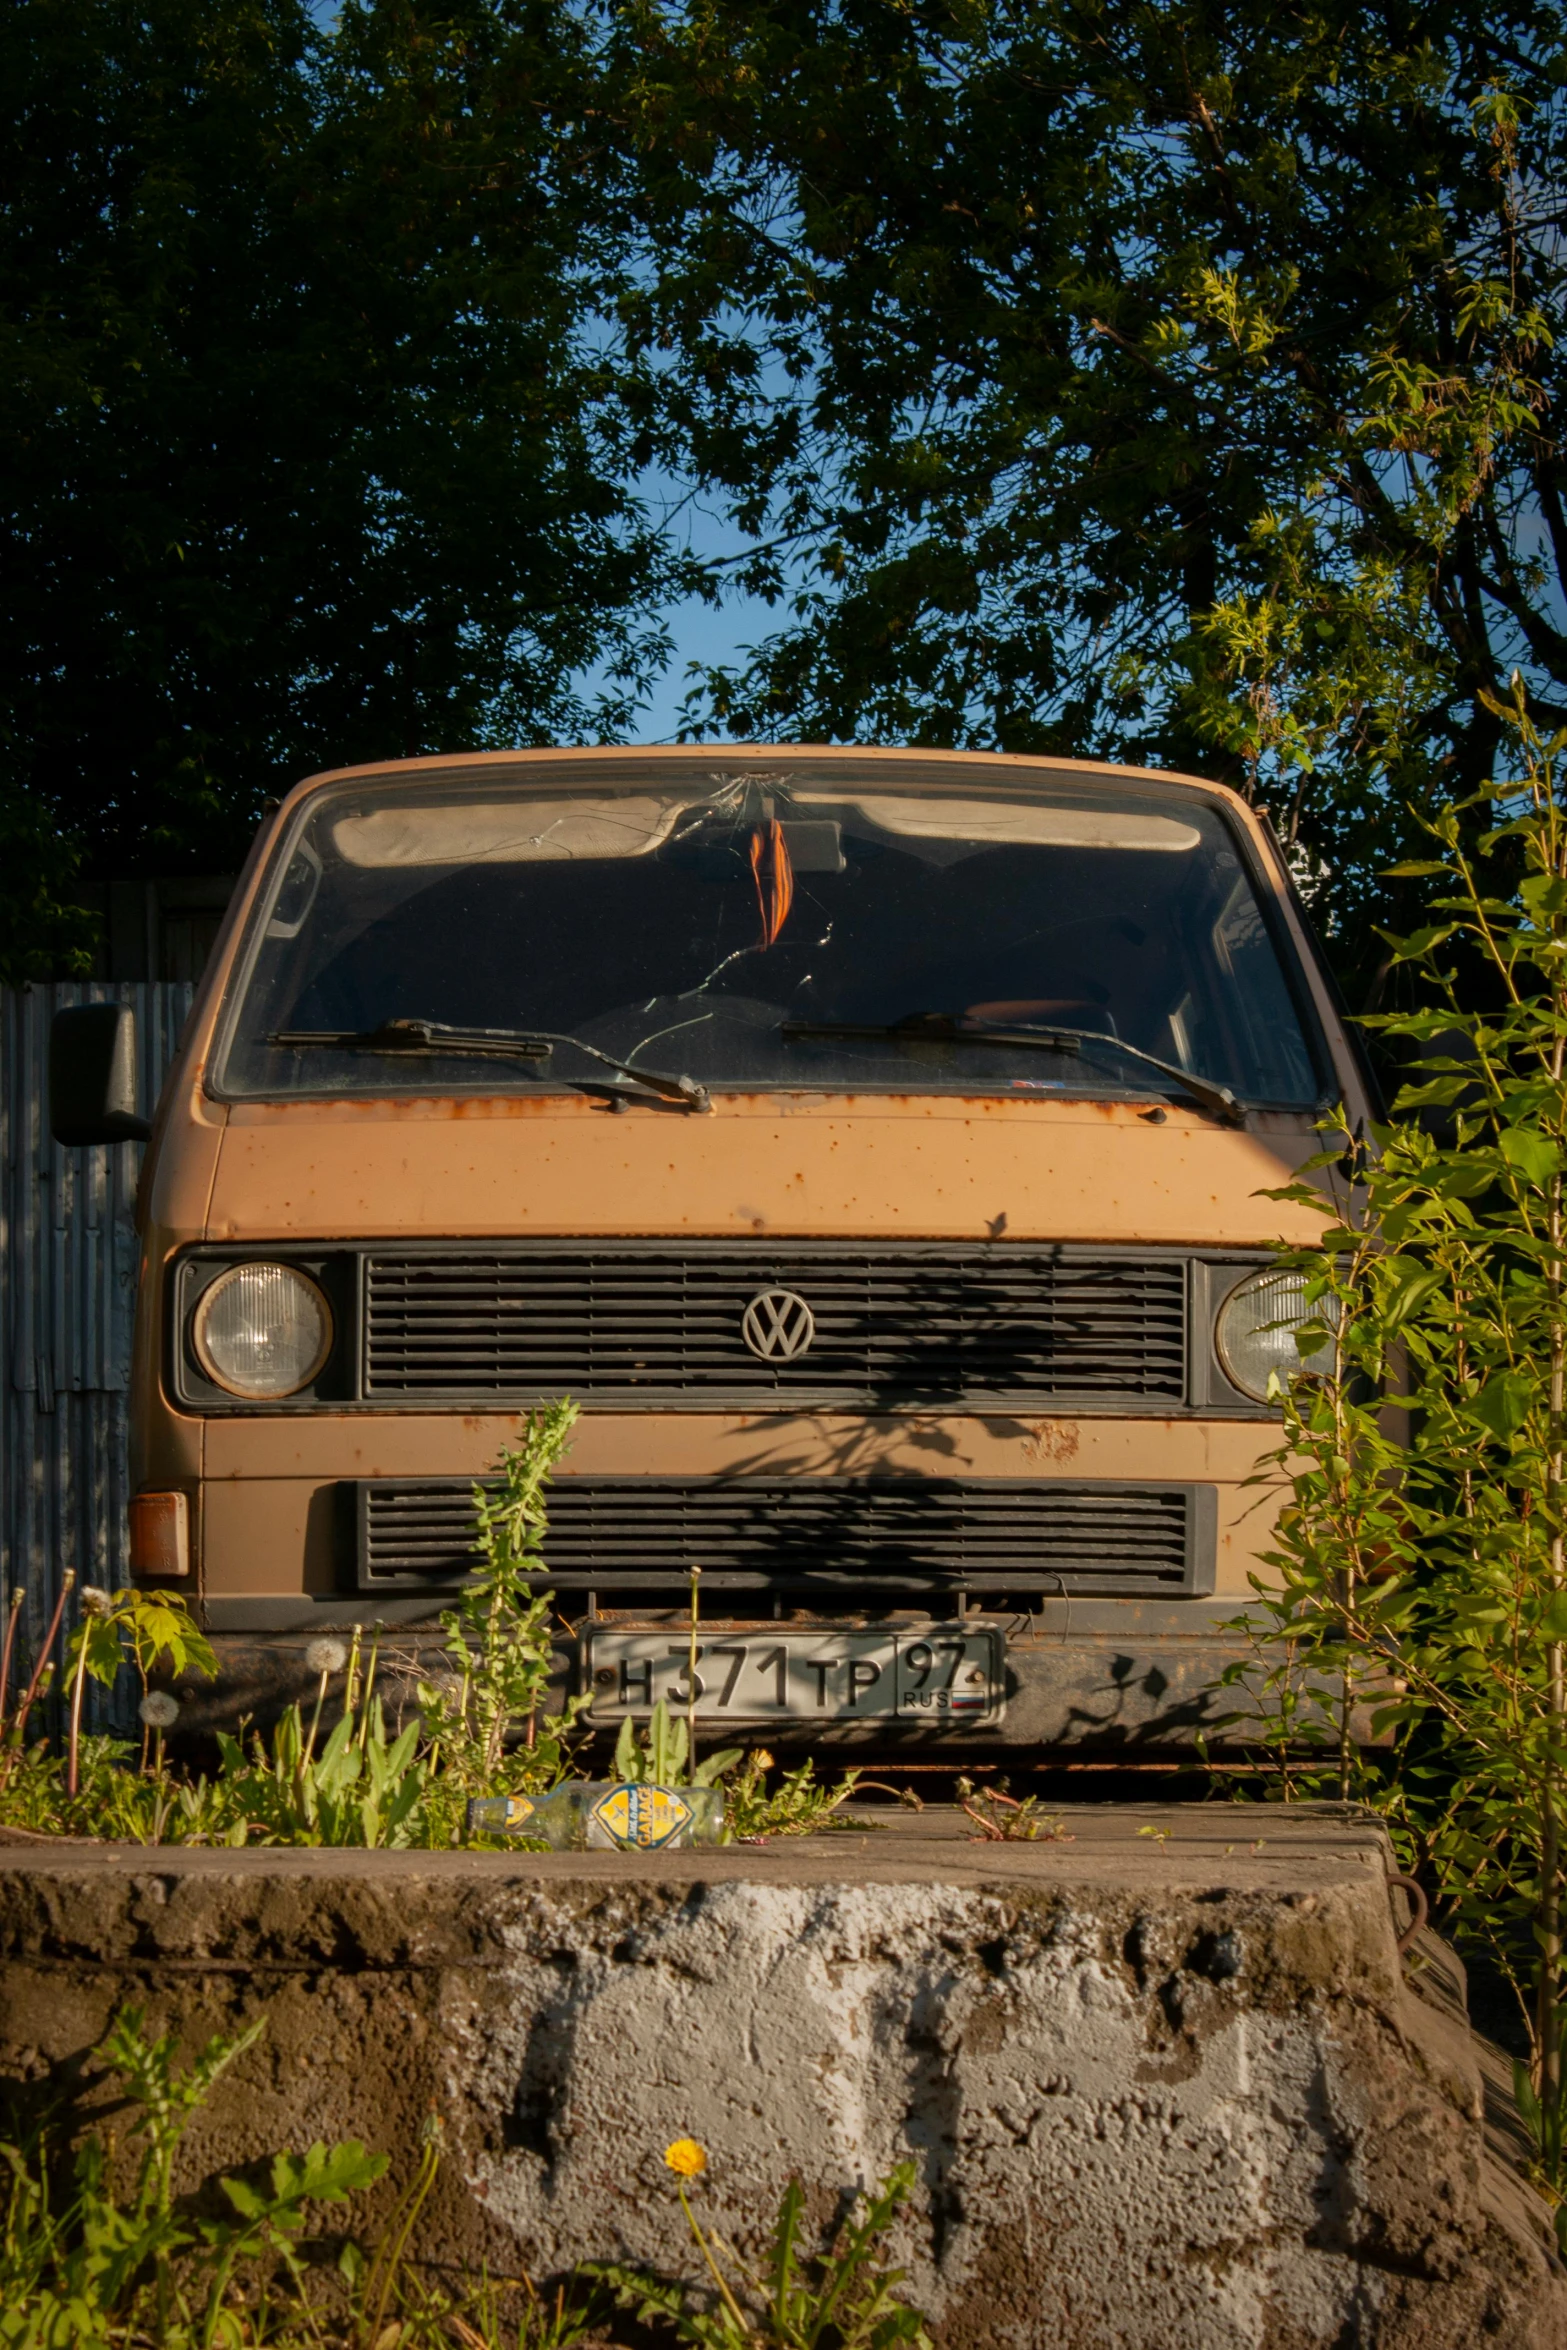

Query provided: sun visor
[792,794,1201,851]
[330,797,688,866]
[329,788,1202,865]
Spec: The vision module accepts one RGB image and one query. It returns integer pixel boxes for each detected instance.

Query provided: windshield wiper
[269,1018,712,1112]
[780,1014,1243,1125]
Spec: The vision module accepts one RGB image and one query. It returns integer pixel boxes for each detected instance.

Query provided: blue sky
[590,454,805,742]
[625,577,785,744]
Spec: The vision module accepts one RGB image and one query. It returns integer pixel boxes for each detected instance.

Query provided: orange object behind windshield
[749,819,794,945]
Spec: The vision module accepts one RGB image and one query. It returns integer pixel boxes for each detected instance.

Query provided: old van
[54,746,1371,1755]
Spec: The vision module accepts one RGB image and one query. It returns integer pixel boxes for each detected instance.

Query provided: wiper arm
[269,1018,712,1112]
[781,1014,1080,1052]
[1047,1028,1244,1125]
[780,1014,1243,1125]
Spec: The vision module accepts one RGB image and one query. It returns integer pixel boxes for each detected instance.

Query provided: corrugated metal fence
[1,982,194,1727]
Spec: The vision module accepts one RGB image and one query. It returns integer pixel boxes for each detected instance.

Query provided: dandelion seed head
[139,1691,180,1728]
[305,1638,348,1674]
[664,2138,707,2179]
[80,1586,113,1616]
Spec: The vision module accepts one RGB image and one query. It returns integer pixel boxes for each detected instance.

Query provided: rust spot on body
[1024,1421,1082,1466]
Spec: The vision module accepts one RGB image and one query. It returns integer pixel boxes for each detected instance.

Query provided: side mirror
[50,1004,152,1145]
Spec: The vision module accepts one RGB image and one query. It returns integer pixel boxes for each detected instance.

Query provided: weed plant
[954,1779,1074,1843]
[0,2016,929,2350]
[0,1403,586,1851]
[416,1401,586,1807]
[0,2008,385,2348]
[0,1401,859,1850]
[607,1712,866,1840]
[721,1752,869,1840]
[1218,692,1567,2234]
[613,1696,741,1790]
[591,2140,931,2350]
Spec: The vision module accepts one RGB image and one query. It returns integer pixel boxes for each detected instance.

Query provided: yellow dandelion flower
[665,2138,708,2178]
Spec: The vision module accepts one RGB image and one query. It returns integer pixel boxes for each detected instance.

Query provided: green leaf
[1391,1075,1471,1108]
[1423,1157,1497,1197]
[1472,1372,1533,1441]
[1380,1260,1446,1332]
[118,1591,219,1684]
[281,2139,387,2202]
[1389,923,1459,962]
[613,1714,639,1781]
[1498,1127,1560,1186]
[70,1613,127,1689]
[1519,873,1567,919]
[770,2173,805,2331]
[1513,2058,1543,2146]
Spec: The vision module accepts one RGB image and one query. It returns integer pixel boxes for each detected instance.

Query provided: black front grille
[361,1244,1187,1405]
[355,1476,1214,1601]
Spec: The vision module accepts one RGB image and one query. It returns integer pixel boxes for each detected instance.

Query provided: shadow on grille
[355,1476,1209,1604]
[361,1245,1187,1405]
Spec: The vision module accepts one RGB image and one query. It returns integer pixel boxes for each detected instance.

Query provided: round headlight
[1215,1268,1332,1403]
[193,1263,332,1398]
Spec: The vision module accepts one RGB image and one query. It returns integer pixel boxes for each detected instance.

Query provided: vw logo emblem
[741,1288,816,1362]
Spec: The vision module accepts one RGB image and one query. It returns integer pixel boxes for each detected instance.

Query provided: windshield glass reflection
[220,761,1323,1108]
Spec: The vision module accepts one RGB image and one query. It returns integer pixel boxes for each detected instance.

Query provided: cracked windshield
[220,761,1323,1107]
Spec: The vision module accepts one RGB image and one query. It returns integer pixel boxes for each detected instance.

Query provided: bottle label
[589,1783,694,1850]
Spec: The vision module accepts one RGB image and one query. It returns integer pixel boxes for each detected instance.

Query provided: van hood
[201,1090,1335,1247]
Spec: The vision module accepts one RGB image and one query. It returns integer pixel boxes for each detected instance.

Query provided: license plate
[585,1625,1004,1725]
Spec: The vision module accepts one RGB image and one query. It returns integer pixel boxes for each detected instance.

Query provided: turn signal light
[129,1490,189,1579]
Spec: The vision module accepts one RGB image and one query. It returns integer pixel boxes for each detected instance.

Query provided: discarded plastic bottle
[466,1780,725,1851]
[464,1786,580,1844]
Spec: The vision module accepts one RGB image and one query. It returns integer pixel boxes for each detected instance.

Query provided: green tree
[0,0,690,976]
[623,0,1567,997]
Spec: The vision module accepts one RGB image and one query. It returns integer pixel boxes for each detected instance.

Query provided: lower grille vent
[354,1477,1214,1603]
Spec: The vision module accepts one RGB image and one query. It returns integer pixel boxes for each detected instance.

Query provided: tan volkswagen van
[56,746,1373,1755]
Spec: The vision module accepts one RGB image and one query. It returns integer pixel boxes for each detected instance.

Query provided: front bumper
[172,1597,1277,1757]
